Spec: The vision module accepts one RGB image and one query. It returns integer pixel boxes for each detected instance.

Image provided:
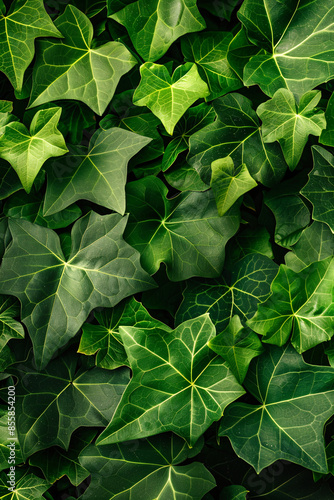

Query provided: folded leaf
[29,5,137,114]
[0,212,155,369]
[96,314,245,447]
[133,62,209,135]
[0,107,68,193]
[219,344,334,473]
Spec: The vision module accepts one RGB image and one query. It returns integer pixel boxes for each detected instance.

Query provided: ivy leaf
[181,31,241,100]
[176,254,278,333]
[78,297,172,370]
[43,128,151,217]
[188,93,288,186]
[0,0,61,91]
[225,226,274,265]
[0,469,49,500]
[240,0,334,99]
[220,485,248,500]
[9,350,130,460]
[125,175,241,281]
[209,315,264,384]
[257,89,326,170]
[0,107,68,193]
[0,212,155,370]
[210,157,257,216]
[0,406,23,471]
[247,257,334,353]
[80,433,216,499]
[96,314,245,447]
[29,5,137,115]
[165,160,209,192]
[285,222,334,272]
[198,0,241,21]
[320,91,334,147]
[227,28,261,81]
[0,295,24,362]
[29,429,96,486]
[301,145,334,232]
[219,344,334,473]
[133,63,209,135]
[109,0,206,62]
[0,159,22,200]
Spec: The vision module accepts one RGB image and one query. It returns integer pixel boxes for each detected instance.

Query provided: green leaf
[181,31,242,100]
[43,128,151,217]
[4,191,81,229]
[78,297,172,370]
[285,222,334,272]
[198,0,241,22]
[176,253,278,333]
[29,5,137,115]
[220,485,248,500]
[96,314,245,447]
[188,93,288,186]
[240,0,334,99]
[209,315,264,384]
[0,406,23,472]
[109,0,206,62]
[257,89,326,170]
[125,175,241,281]
[227,28,261,81]
[10,349,130,459]
[0,159,22,200]
[219,344,334,473]
[80,433,216,499]
[320,91,334,147]
[225,226,274,265]
[0,295,24,364]
[210,157,257,216]
[0,107,68,193]
[29,429,96,486]
[0,469,49,500]
[0,0,61,91]
[247,257,334,353]
[133,63,209,135]
[301,146,334,232]
[165,161,209,192]
[0,212,155,370]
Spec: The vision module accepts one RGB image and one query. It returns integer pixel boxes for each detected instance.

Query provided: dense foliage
[0,0,334,498]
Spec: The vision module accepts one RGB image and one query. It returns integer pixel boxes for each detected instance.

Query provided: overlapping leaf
[125,175,241,281]
[0,212,155,369]
[0,469,49,500]
[96,314,245,447]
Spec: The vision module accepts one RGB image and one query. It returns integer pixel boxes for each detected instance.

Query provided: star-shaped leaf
[247,257,334,353]
[109,0,206,62]
[257,89,326,170]
[209,315,264,384]
[0,0,61,91]
[78,297,172,370]
[210,157,257,216]
[80,433,215,500]
[29,5,137,114]
[0,469,49,500]
[133,62,209,135]
[9,349,130,459]
[96,314,245,447]
[0,107,68,193]
[301,146,334,232]
[125,175,241,281]
[0,212,155,370]
[219,344,334,473]
[43,127,151,217]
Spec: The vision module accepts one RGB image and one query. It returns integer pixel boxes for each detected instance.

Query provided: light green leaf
[29,5,137,115]
[247,257,334,353]
[0,407,23,472]
[9,350,130,460]
[219,344,334,473]
[320,92,334,146]
[285,222,334,272]
[80,433,216,499]
[125,175,241,281]
[96,314,245,447]
[0,107,68,193]
[181,31,242,100]
[133,62,209,135]
[209,315,264,384]
[0,0,61,91]
[301,145,334,232]
[176,253,278,333]
[210,157,257,216]
[0,469,49,500]
[188,93,288,186]
[43,128,151,217]
[109,0,206,62]
[240,0,334,99]
[257,89,326,169]
[78,297,172,370]
[0,212,155,370]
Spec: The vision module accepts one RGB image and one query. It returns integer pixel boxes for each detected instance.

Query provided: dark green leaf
[320,91,334,147]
